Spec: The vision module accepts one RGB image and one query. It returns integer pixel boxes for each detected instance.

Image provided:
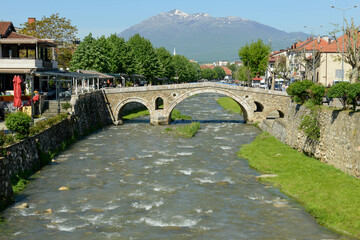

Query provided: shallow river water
[0,94,346,239]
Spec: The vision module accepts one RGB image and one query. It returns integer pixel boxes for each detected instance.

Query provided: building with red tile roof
[287,35,353,85]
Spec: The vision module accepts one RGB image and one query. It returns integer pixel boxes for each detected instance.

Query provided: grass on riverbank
[164,122,200,138]
[122,107,192,121]
[216,97,242,114]
[122,109,150,120]
[171,109,192,121]
[238,132,360,239]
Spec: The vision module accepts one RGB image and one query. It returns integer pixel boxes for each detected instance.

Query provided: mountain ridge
[119,9,309,63]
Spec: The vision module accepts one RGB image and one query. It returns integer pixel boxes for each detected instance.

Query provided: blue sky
[2,0,360,39]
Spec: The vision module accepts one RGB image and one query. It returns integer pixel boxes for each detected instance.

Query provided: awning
[252,78,263,81]
[32,70,99,79]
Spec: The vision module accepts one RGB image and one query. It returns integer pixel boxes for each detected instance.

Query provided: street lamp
[304,25,323,82]
[330,4,360,81]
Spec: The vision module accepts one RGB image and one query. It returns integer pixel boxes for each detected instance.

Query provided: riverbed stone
[58,186,69,191]
[15,203,29,209]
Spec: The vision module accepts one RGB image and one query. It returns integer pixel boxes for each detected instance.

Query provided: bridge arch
[114,97,153,122]
[264,108,285,119]
[165,88,254,123]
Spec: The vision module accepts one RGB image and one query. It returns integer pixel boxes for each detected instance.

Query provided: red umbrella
[13,75,23,108]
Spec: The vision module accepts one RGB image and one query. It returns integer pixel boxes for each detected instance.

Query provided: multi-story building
[0,20,58,93]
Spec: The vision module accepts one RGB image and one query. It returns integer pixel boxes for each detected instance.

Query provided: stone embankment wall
[261,102,360,178]
[0,91,112,210]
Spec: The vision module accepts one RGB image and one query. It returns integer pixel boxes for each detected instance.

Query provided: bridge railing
[103,82,289,96]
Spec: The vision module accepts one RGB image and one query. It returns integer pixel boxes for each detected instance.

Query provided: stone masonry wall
[261,102,360,178]
[0,91,112,210]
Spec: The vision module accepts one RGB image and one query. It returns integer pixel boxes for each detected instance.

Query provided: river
[0,93,346,239]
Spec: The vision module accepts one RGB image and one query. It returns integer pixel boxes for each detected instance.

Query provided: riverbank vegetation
[164,122,200,138]
[216,97,242,114]
[238,132,360,238]
[122,107,192,121]
[122,108,149,120]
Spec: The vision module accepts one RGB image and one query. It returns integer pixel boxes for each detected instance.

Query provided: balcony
[0,58,57,70]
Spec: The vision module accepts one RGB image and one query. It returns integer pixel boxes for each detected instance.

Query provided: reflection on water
[0,94,346,239]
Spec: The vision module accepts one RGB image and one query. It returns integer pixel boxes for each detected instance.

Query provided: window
[335,69,343,79]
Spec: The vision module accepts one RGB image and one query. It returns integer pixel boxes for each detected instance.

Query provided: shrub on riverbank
[164,122,200,138]
[238,132,360,238]
[216,97,242,114]
[29,113,68,136]
[5,111,32,139]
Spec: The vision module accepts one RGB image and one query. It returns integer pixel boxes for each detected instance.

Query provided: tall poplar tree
[238,39,271,77]
[126,34,161,81]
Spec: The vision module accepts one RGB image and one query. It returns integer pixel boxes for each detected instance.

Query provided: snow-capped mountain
[119,9,308,63]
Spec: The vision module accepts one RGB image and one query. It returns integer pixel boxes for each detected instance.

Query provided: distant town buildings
[213,60,228,67]
[267,34,353,86]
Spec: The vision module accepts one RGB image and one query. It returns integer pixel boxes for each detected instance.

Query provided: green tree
[19,13,78,69]
[286,80,314,104]
[70,33,97,71]
[238,39,271,77]
[126,34,161,82]
[226,63,238,79]
[106,34,128,73]
[347,82,360,110]
[309,84,325,105]
[327,81,351,109]
[202,68,215,80]
[173,55,194,82]
[70,34,110,72]
[5,112,32,139]
[156,47,175,79]
[213,66,226,80]
[238,65,252,86]
[93,35,111,73]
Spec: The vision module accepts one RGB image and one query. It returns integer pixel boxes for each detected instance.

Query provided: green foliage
[346,82,360,110]
[172,55,198,82]
[299,109,320,141]
[309,84,325,105]
[5,112,32,138]
[201,68,215,80]
[238,65,252,83]
[106,34,128,73]
[238,132,360,238]
[327,82,351,109]
[171,109,192,121]
[165,122,201,138]
[11,175,27,195]
[238,39,271,77]
[213,66,226,80]
[286,80,314,104]
[126,34,161,81]
[156,47,175,79]
[29,113,68,136]
[19,13,78,69]
[61,102,71,111]
[0,130,6,146]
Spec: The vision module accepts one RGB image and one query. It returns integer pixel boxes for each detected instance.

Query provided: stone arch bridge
[103,82,290,125]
